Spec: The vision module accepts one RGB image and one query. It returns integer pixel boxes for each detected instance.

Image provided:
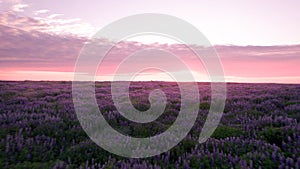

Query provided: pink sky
[0,0,300,83]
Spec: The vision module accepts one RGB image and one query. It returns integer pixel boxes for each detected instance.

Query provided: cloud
[0,0,95,37]
[0,0,24,13]
[11,3,28,12]
[47,13,64,19]
[0,12,49,32]
[0,11,96,37]
[215,45,300,61]
[39,14,95,36]
[0,24,86,72]
[33,9,49,15]
[0,22,299,83]
[214,45,300,78]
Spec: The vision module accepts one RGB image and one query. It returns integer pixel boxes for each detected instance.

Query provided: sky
[0,0,300,83]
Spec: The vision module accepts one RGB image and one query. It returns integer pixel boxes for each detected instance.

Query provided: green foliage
[211,126,244,139]
[285,101,300,106]
[200,102,210,110]
[189,156,201,168]
[8,161,55,169]
[2,91,16,100]
[258,127,293,148]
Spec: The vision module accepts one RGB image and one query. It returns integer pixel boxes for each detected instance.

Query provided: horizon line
[1,80,299,85]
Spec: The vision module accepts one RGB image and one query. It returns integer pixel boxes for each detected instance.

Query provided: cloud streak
[0,0,96,37]
[11,3,28,12]
[33,9,49,16]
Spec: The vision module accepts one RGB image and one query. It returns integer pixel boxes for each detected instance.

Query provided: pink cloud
[33,9,49,16]
[0,5,95,37]
[216,45,300,78]
[11,3,28,12]
[0,19,299,83]
[0,24,85,72]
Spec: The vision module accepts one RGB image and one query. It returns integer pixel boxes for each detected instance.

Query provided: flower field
[0,81,299,168]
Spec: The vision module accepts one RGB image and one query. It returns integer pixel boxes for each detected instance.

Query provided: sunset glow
[1,0,300,83]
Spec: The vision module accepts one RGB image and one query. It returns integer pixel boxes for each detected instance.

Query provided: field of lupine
[0,81,300,168]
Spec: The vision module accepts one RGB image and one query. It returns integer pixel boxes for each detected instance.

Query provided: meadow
[0,81,299,168]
